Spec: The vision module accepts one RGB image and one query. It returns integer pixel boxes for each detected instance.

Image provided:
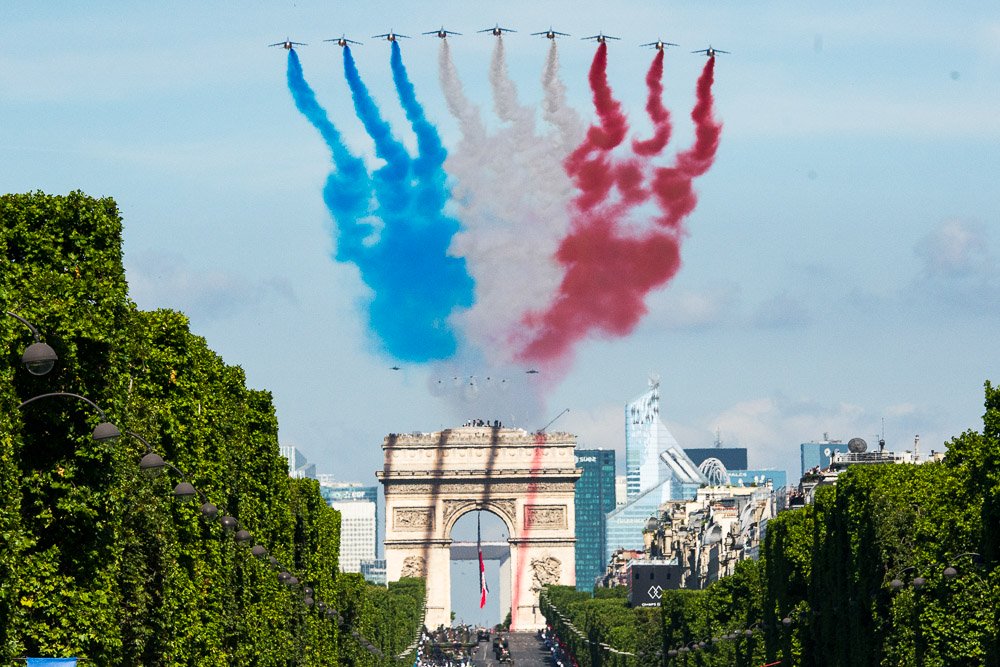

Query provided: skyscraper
[574,449,616,592]
[319,482,379,573]
[610,380,705,565]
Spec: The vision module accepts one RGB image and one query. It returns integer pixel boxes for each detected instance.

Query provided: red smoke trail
[517,53,720,367]
[633,49,671,156]
[510,432,547,631]
[651,57,722,228]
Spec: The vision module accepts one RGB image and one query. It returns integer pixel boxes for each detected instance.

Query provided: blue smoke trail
[285,50,371,258]
[340,45,474,362]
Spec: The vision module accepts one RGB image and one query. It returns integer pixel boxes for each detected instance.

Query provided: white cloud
[704,395,915,472]
[126,250,297,322]
[642,283,741,331]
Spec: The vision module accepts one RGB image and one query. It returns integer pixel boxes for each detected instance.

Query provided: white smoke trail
[440,37,582,374]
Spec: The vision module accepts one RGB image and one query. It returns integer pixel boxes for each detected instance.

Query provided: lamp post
[4,310,58,375]
[888,565,927,667]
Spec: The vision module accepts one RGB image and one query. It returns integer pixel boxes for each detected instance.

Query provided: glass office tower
[574,449,616,591]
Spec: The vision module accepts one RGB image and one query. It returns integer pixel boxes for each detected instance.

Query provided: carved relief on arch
[530,556,562,592]
[400,556,427,578]
[394,507,434,530]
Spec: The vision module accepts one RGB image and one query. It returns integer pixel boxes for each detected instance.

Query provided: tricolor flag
[478,511,489,609]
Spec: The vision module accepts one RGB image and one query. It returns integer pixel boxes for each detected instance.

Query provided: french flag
[478,511,489,608]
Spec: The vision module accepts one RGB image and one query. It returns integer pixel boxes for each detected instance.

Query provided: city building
[610,380,706,565]
[573,449,616,592]
[614,475,628,508]
[627,561,685,607]
[728,468,788,492]
[793,436,944,506]
[799,436,851,479]
[278,445,316,479]
[360,558,387,586]
[684,446,748,472]
[644,483,775,589]
[319,482,379,559]
[327,496,377,573]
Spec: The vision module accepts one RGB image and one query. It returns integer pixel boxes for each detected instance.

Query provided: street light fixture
[5,310,58,375]
[18,391,121,441]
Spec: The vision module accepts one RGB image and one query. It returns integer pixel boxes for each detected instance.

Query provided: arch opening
[449,508,509,628]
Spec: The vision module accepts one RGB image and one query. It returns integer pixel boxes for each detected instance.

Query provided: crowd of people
[538,627,576,667]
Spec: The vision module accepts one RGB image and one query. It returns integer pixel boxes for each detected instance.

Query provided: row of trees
[1,191,423,665]
[542,383,1000,666]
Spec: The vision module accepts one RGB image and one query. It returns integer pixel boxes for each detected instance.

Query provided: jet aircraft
[269,38,306,50]
[692,45,730,57]
[372,30,410,42]
[526,369,540,374]
[641,38,679,50]
[423,26,461,38]
[324,34,363,47]
[531,27,570,39]
[582,32,621,43]
[478,23,516,37]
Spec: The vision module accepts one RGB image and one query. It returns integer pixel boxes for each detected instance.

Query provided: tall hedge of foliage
[545,384,998,667]
[1,191,424,665]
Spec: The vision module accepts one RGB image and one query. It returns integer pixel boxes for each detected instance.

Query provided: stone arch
[378,426,581,631]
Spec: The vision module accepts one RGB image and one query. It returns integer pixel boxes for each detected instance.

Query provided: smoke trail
[651,57,722,228]
[517,48,721,368]
[632,49,672,156]
[541,40,584,154]
[441,37,578,371]
[325,45,473,362]
[284,49,371,252]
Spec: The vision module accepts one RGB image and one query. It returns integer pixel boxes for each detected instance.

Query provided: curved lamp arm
[18,391,120,441]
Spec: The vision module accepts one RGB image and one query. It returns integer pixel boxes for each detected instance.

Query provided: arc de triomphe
[378,425,581,630]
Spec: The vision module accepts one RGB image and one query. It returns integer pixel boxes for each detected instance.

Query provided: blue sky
[3,0,998,491]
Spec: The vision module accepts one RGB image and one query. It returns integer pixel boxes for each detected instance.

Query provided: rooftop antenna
[879,418,886,453]
[537,408,569,434]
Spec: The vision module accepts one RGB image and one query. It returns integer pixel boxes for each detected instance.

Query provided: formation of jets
[270,29,730,55]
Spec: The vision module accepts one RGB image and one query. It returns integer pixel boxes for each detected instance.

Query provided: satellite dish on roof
[848,437,867,453]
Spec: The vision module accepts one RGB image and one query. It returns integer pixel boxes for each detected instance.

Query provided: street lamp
[18,391,121,441]
[5,310,58,375]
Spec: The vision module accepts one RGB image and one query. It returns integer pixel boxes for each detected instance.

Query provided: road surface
[470,632,556,667]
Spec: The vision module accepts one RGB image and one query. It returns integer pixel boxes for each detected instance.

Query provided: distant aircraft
[372,30,411,42]
[531,27,570,39]
[582,32,620,43]
[692,45,730,57]
[526,369,540,374]
[324,34,363,47]
[423,26,461,39]
[269,38,306,50]
[478,23,516,37]
[641,38,679,51]
[390,366,401,371]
